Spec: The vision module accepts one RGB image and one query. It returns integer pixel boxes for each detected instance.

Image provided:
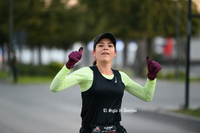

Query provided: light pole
[184,0,200,109]
[175,0,180,79]
[9,0,13,67]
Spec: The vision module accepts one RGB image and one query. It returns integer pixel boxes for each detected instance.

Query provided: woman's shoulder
[110,68,129,78]
[118,71,129,77]
[118,71,132,85]
[72,66,93,74]
[82,66,93,71]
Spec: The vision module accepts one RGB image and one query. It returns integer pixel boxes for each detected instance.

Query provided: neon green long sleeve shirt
[50,65,157,102]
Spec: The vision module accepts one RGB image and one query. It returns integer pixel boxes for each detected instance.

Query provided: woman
[50,32,162,133]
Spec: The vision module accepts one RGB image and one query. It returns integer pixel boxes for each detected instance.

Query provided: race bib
[92,125,116,133]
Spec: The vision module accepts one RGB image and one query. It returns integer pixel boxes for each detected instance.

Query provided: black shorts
[79,124,127,133]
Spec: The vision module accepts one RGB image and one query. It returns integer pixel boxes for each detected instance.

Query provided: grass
[1,68,200,84]
[157,71,200,82]
[0,70,9,79]
[0,70,53,84]
[16,76,53,84]
[172,108,200,118]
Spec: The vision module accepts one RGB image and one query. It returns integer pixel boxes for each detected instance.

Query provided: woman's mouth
[102,52,109,55]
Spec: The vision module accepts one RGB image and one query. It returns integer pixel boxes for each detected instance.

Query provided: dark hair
[93,60,97,66]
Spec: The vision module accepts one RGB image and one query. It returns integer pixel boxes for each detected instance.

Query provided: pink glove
[66,47,83,69]
[146,57,162,80]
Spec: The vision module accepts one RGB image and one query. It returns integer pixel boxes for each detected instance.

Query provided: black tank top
[81,66,125,130]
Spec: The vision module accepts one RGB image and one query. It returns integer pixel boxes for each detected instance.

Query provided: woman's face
[93,38,117,64]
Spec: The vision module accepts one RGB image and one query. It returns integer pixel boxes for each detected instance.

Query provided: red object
[163,38,173,57]
[94,127,100,131]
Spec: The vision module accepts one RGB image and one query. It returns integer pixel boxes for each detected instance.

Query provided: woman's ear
[114,51,117,57]
[93,50,96,58]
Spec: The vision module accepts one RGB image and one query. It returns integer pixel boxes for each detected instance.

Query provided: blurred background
[0,1,200,132]
[0,0,200,83]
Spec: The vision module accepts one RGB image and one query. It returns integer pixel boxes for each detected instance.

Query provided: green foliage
[0,0,79,49]
[157,71,185,80]
[17,76,53,84]
[0,70,9,79]
[18,62,63,76]
[44,62,63,76]
[173,108,200,118]
[0,0,9,44]
[78,0,200,39]
[0,0,200,50]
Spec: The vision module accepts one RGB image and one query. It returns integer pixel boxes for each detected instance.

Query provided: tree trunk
[123,40,128,68]
[18,44,22,65]
[38,44,42,66]
[146,37,153,58]
[133,38,147,77]
[64,48,68,64]
[30,45,34,65]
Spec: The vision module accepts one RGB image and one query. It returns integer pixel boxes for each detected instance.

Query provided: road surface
[0,79,200,133]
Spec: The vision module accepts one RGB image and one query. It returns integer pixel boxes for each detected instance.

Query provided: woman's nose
[103,45,108,50]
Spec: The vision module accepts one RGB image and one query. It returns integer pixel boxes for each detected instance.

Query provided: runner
[50,32,162,133]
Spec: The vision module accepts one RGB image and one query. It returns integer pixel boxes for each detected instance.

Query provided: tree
[13,0,78,65]
[1,0,82,66]
[76,0,200,76]
[0,0,9,68]
[1,0,199,68]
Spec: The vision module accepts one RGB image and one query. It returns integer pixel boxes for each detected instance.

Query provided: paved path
[0,79,200,133]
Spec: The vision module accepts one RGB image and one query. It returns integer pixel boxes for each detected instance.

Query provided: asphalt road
[0,79,200,133]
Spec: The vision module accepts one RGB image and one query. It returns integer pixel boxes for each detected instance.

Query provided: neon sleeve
[50,66,92,92]
[119,71,156,102]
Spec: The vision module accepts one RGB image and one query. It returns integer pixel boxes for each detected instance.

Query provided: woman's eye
[99,45,103,47]
[108,45,113,47]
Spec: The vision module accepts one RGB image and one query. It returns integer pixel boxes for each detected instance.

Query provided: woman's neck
[96,62,113,75]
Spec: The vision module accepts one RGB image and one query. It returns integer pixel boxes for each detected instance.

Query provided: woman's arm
[50,65,70,92]
[50,47,85,92]
[50,66,91,92]
[121,57,161,101]
[120,71,156,102]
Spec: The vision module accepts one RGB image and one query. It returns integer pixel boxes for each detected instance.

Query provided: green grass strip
[16,76,53,84]
[173,108,200,118]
